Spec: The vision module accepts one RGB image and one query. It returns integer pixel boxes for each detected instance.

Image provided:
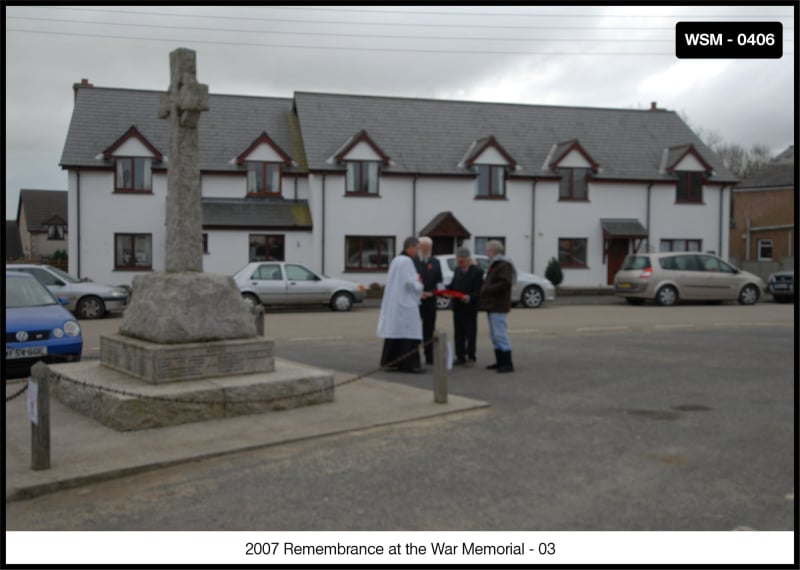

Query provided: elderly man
[478,240,516,373]
[378,236,424,373]
[416,236,443,365]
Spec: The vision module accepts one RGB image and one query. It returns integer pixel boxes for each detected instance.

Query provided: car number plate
[619,282,632,289]
[773,283,788,290]
[6,346,48,360]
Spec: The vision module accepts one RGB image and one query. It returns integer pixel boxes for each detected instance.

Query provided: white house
[61,81,737,289]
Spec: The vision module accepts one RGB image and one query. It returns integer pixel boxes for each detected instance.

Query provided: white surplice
[377,254,423,339]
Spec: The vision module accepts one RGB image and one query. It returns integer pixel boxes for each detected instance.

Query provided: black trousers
[453,304,478,360]
[419,298,437,363]
[380,338,421,371]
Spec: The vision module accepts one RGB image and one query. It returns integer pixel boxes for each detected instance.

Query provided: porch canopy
[600,218,648,262]
[418,211,471,239]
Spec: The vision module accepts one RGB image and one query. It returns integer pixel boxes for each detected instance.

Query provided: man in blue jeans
[478,240,516,373]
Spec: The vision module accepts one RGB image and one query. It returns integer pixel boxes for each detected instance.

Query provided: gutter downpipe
[719,185,727,258]
[530,178,537,272]
[76,170,81,279]
[412,173,418,235]
[321,172,326,275]
[645,182,653,253]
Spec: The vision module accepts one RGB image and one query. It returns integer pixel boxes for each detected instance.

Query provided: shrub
[545,257,564,286]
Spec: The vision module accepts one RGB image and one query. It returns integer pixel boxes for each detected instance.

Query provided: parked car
[7,264,129,319]
[613,252,764,306]
[766,270,795,303]
[435,254,556,310]
[5,271,83,379]
[233,262,366,311]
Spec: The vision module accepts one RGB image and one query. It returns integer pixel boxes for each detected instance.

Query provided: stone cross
[158,48,209,273]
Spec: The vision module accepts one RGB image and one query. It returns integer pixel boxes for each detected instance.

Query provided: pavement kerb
[5,359,490,503]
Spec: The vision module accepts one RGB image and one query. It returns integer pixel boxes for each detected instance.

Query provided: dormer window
[346,161,380,195]
[47,224,65,240]
[676,171,704,203]
[475,164,506,198]
[664,144,711,204]
[247,162,282,197]
[550,140,597,201]
[115,157,152,192]
[558,167,590,200]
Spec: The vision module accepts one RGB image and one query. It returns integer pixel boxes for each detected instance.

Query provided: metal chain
[6,382,29,402]
[52,337,438,407]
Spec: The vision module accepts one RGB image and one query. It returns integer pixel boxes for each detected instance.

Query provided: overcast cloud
[4,4,796,216]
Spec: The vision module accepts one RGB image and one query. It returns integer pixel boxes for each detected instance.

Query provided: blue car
[5,271,83,379]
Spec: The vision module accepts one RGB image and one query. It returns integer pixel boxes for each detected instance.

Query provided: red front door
[607,239,629,284]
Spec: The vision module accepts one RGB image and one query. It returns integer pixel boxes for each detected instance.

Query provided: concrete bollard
[252,305,265,336]
[29,363,51,470]
[433,329,448,404]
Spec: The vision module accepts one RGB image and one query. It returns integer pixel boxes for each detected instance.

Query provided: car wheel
[625,298,645,306]
[738,284,760,305]
[330,291,354,312]
[242,293,260,309]
[521,285,544,308]
[655,285,678,306]
[77,296,105,319]
[436,296,452,310]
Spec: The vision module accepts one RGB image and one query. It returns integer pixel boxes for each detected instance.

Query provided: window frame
[345,161,381,196]
[248,234,285,262]
[675,171,704,203]
[345,235,395,272]
[246,162,282,197]
[474,236,506,256]
[659,239,702,252]
[47,224,65,241]
[757,238,774,261]
[114,233,153,271]
[474,164,506,199]
[114,157,153,193]
[558,167,590,201]
[558,238,588,269]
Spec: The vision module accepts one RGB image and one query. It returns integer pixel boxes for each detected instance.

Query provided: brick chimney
[650,101,659,111]
[73,78,94,102]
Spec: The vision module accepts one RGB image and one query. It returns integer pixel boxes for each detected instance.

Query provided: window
[660,254,700,271]
[286,264,319,281]
[251,263,283,280]
[247,162,282,196]
[115,234,152,270]
[475,164,506,198]
[345,161,380,195]
[676,171,703,203]
[115,157,152,192]
[345,236,394,271]
[757,239,773,261]
[558,238,588,268]
[474,237,505,256]
[47,224,65,240]
[249,235,284,262]
[660,239,702,252]
[698,254,735,273]
[558,168,589,200]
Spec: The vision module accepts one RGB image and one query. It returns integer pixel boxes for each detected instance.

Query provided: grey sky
[4,4,796,217]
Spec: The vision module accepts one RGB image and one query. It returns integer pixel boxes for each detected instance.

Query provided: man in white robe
[378,236,424,373]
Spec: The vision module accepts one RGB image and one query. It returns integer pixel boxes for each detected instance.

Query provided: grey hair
[486,240,505,255]
[418,236,433,247]
[403,236,420,250]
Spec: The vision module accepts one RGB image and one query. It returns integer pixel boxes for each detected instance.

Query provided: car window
[446,258,457,271]
[47,265,80,284]
[674,255,700,271]
[623,256,650,270]
[477,258,490,272]
[286,264,318,281]
[5,275,58,308]
[20,267,62,286]
[252,264,282,281]
[699,255,722,272]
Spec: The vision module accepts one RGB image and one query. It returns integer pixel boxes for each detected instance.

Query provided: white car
[234,262,366,311]
[7,264,129,319]
[435,254,556,310]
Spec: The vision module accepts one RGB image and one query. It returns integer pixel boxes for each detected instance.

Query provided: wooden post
[433,329,448,404]
[29,363,51,470]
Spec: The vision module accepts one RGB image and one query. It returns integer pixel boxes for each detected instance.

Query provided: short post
[252,305,265,336]
[29,363,51,470]
[433,329,448,404]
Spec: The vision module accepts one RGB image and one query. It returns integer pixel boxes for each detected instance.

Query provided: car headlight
[52,327,64,338]
[110,290,126,297]
[64,320,81,337]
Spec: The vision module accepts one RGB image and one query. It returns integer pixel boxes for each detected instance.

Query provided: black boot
[497,350,514,373]
[486,349,501,370]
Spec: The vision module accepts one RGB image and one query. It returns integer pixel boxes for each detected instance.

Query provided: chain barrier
[6,382,29,402]
[15,337,439,408]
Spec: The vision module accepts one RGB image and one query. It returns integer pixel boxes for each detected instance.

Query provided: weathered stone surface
[38,360,335,431]
[119,272,256,343]
[101,333,274,383]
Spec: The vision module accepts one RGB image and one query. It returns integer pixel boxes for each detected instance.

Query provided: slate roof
[736,146,795,189]
[61,88,305,173]
[293,91,738,183]
[60,87,738,184]
[17,190,68,231]
[202,198,312,229]
[5,220,23,260]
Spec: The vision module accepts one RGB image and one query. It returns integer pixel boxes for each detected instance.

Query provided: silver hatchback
[614,252,764,306]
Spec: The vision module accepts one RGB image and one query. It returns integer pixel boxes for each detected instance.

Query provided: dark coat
[416,256,443,295]
[448,264,484,310]
[479,258,514,313]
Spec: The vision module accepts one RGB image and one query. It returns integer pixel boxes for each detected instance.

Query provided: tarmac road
[6,299,794,532]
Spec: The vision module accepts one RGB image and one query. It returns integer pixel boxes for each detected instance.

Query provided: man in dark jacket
[478,240,516,373]
[416,236,443,365]
[448,247,484,366]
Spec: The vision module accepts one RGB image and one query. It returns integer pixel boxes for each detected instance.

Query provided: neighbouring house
[730,146,795,279]
[5,220,23,261]
[61,80,738,288]
[15,189,69,262]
